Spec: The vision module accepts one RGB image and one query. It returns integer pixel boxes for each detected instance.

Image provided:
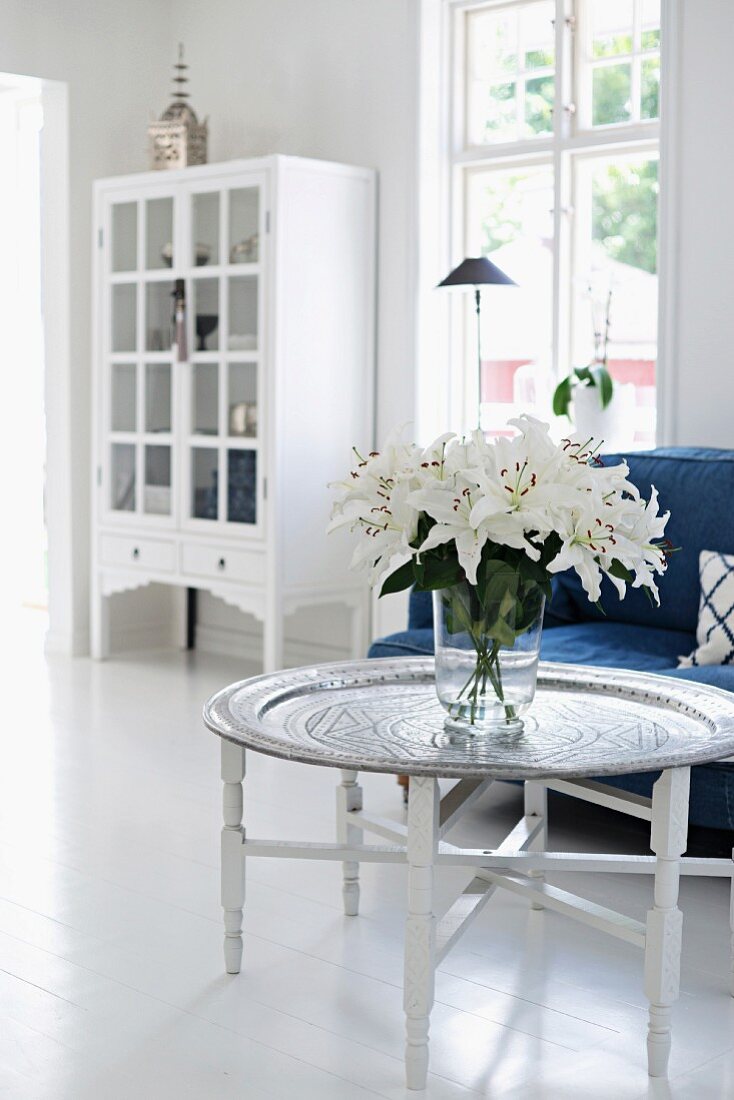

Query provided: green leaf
[574,365,593,385]
[414,553,464,591]
[589,363,614,409]
[379,559,416,598]
[552,375,574,418]
[606,558,634,583]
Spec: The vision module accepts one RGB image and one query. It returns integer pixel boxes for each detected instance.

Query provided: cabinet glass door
[105,191,176,523]
[111,202,137,272]
[145,197,174,270]
[185,177,263,532]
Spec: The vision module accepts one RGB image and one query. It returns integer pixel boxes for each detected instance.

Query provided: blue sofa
[368,447,734,831]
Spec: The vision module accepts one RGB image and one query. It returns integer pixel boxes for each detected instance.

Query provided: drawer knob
[132,547,140,560]
[218,557,226,571]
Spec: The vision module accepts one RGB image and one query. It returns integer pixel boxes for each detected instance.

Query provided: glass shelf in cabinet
[228,275,258,354]
[144,362,172,433]
[145,197,174,271]
[111,202,137,273]
[226,446,258,525]
[191,446,219,521]
[227,360,258,439]
[191,361,219,436]
[228,187,260,265]
[110,362,137,432]
[144,443,172,515]
[192,277,220,353]
[110,442,136,512]
[145,281,175,353]
[111,283,137,353]
[191,191,220,268]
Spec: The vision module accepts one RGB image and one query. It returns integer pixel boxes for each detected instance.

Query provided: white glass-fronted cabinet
[93,157,375,668]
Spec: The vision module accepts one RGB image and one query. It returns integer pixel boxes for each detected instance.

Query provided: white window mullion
[444,0,662,443]
[552,0,575,380]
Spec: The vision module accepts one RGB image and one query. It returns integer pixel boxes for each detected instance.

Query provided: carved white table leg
[221,739,246,974]
[644,766,690,1077]
[524,780,547,911]
[336,769,363,915]
[404,775,439,1091]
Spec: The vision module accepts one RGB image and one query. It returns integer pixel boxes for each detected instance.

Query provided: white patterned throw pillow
[679,550,734,668]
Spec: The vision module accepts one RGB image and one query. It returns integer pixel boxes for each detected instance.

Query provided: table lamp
[437,256,516,429]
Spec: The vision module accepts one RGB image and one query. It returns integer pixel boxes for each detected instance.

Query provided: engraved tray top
[203,658,734,780]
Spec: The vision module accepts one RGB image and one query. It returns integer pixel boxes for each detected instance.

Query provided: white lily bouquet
[330,415,671,735]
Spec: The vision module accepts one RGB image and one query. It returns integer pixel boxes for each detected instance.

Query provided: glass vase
[432,575,545,737]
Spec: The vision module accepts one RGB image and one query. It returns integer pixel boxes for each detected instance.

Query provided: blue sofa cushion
[660,664,734,691]
[369,619,697,673]
[539,621,695,672]
[409,589,433,631]
[554,448,734,635]
[368,628,434,659]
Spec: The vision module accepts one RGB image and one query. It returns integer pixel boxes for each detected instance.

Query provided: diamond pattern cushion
[679,550,734,667]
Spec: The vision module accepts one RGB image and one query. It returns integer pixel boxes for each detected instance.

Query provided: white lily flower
[329,415,671,608]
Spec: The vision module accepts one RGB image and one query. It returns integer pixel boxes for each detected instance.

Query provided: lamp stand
[474,287,482,431]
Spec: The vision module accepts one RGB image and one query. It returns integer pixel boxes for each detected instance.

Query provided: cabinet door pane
[111,202,137,272]
[111,363,136,431]
[228,188,259,264]
[144,444,172,515]
[111,442,136,511]
[227,449,257,524]
[146,197,174,270]
[227,362,257,437]
[111,284,137,352]
[192,448,219,520]
[192,192,219,266]
[228,276,258,351]
[193,278,219,351]
[192,363,219,435]
[145,282,173,352]
[145,363,171,432]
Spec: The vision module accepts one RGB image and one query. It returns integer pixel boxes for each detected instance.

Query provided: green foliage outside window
[592,159,658,274]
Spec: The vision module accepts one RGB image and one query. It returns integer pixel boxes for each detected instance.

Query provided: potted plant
[552,286,635,449]
[329,416,670,738]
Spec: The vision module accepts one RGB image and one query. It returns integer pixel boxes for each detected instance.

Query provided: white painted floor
[2,614,734,1099]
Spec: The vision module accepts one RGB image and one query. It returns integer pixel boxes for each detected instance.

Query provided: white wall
[667,0,734,448]
[5,0,730,659]
[173,0,419,442]
[0,0,172,653]
[171,0,419,650]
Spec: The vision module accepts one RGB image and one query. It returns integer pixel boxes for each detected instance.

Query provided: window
[449,0,661,443]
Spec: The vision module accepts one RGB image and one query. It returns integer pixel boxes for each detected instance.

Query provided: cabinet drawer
[181,542,265,585]
[100,534,176,573]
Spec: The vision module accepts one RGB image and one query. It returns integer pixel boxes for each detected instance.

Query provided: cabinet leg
[221,740,246,975]
[524,781,547,910]
[644,767,690,1078]
[336,769,362,915]
[404,776,439,1091]
[91,583,110,660]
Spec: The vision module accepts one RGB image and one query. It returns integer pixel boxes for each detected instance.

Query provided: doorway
[0,79,46,646]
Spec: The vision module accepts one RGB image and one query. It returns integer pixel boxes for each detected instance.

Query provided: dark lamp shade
[437,256,516,289]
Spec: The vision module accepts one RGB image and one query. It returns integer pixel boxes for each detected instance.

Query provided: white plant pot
[572,382,636,451]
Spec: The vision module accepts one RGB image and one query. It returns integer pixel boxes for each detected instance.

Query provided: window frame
[423,0,672,441]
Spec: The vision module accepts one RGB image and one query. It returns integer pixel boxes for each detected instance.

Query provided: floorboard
[1,612,732,1097]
